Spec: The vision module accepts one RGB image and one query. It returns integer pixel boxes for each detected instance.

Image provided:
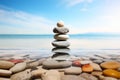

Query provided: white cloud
[0,8,55,34]
[62,0,93,7]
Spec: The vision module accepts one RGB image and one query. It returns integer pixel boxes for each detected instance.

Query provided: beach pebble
[0,69,12,77]
[95,54,111,59]
[93,59,103,64]
[51,52,70,61]
[42,59,72,69]
[98,75,105,80]
[0,77,10,80]
[82,64,93,72]
[32,66,47,78]
[8,59,24,64]
[57,21,64,27]
[91,71,103,77]
[10,69,31,80]
[38,58,46,65]
[62,75,82,80]
[27,61,40,68]
[64,67,82,74]
[53,27,69,34]
[72,60,81,67]
[10,62,27,73]
[0,60,14,69]
[52,48,70,53]
[79,73,98,80]
[41,70,60,80]
[90,63,102,71]
[80,60,92,65]
[103,69,120,78]
[100,61,120,69]
[103,77,118,80]
[117,67,120,71]
[54,34,69,41]
[52,41,70,48]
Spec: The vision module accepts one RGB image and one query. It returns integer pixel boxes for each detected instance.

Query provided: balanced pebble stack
[51,21,71,61]
[52,21,70,48]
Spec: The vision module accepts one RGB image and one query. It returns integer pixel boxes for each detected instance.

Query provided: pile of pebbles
[0,54,120,80]
[52,20,70,48]
[51,21,71,61]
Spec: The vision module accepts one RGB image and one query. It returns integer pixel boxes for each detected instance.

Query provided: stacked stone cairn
[51,21,71,61]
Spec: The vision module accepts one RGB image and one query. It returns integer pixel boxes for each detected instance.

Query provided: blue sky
[0,0,120,34]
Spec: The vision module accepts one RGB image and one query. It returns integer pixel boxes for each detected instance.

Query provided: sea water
[0,34,120,57]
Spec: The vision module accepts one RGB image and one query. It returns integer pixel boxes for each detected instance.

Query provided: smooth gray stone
[42,60,72,69]
[52,41,70,48]
[53,27,69,34]
[54,34,69,41]
[93,60,103,64]
[51,52,70,61]
[52,48,70,53]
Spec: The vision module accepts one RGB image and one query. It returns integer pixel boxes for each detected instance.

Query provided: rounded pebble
[10,62,27,73]
[100,61,120,69]
[103,69,120,79]
[52,41,70,48]
[0,69,12,77]
[54,34,69,41]
[57,21,64,27]
[65,67,82,74]
[82,64,93,72]
[0,61,14,69]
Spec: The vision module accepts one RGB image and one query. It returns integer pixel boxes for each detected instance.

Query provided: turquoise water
[0,34,120,56]
[0,34,120,50]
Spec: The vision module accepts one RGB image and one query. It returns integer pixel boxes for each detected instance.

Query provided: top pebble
[57,21,64,27]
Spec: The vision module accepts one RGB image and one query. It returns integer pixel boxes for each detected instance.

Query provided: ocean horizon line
[0,33,120,36]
